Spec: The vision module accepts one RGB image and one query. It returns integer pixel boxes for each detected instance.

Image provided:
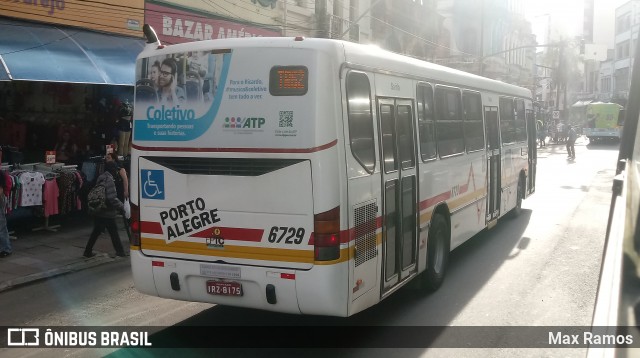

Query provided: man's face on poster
[158,64,173,88]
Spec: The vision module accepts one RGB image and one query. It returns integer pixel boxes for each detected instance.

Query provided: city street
[0,137,619,358]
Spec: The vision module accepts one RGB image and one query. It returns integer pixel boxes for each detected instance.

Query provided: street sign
[552,111,560,119]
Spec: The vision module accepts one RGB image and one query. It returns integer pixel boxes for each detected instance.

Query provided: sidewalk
[0,214,130,293]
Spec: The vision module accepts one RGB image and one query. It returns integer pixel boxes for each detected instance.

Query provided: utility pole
[282,0,287,36]
[479,0,485,75]
[339,0,385,40]
[555,43,563,114]
[316,0,328,38]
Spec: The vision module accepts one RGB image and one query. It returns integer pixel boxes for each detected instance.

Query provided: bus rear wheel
[421,213,450,292]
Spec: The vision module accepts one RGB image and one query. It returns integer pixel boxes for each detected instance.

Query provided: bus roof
[139,36,531,99]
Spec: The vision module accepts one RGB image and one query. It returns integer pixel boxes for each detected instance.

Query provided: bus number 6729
[268,226,305,244]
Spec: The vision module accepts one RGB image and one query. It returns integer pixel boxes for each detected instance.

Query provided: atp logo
[223,117,266,129]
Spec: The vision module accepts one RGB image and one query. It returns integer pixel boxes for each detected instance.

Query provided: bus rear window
[269,66,308,96]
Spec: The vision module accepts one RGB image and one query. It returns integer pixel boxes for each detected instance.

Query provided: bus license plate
[206,280,243,296]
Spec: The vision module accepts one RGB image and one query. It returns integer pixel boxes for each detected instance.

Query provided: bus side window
[499,97,516,144]
[346,71,375,173]
[515,99,527,142]
[397,104,415,170]
[435,86,464,157]
[417,83,437,160]
[462,90,484,152]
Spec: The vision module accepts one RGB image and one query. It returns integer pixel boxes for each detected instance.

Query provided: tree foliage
[543,38,583,109]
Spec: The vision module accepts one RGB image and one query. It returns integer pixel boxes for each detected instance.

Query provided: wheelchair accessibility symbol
[141,170,165,200]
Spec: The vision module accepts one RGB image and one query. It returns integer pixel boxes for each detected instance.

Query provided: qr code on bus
[279,111,293,127]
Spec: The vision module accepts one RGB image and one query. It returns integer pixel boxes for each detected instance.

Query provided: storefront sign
[45,151,56,164]
[0,0,144,37]
[145,2,280,45]
[153,0,280,26]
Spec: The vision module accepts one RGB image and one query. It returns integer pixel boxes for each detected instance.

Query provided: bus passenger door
[485,106,501,222]
[526,109,536,195]
[378,98,418,293]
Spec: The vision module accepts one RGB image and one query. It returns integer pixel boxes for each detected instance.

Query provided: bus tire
[421,213,450,292]
[509,176,524,219]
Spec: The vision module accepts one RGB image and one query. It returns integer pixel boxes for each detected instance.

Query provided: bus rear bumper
[130,250,303,314]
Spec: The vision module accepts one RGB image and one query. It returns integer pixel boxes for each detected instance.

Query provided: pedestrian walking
[83,161,127,258]
[566,125,578,159]
[0,173,12,258]
[537,121,546,148]
[105,152,129,202]
[105,152,132,241]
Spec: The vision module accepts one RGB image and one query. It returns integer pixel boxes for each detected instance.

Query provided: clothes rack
[32,166,62,232]
[32,216,60,232]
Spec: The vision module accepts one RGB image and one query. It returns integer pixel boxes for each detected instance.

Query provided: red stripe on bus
[141,222,263,242]
[141,221,163,234]
[308,217,383,245]
[189,227,264,242]
[345,216,383,243]
[132,140,337,153]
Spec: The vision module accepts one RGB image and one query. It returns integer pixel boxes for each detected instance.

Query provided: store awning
[0,19,144,85]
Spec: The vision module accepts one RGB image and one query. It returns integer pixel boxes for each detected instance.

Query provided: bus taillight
[314,206,340,261]
[130,202,141,247]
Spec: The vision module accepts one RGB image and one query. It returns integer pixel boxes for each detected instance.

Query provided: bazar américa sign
[146,2,281,45]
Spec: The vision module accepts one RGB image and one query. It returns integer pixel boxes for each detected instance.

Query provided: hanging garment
[18,172,45,207]
[43,178,60,217]
[57,171,76,214]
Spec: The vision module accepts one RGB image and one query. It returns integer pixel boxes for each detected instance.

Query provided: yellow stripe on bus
[419,188,487,225]
[140,237,353,265]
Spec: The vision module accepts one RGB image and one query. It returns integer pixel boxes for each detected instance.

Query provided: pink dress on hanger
[43,178,59,217]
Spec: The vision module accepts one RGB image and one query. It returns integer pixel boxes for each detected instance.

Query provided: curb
[0,253,116,293]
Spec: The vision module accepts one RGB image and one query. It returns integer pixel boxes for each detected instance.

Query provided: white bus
[129,26,536,317]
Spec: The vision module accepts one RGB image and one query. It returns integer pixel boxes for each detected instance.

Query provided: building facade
[611,0,640,103]
[369,0,444,59]
[434,0,535,88]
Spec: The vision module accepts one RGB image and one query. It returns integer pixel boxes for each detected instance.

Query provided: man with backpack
[84,161,127,258]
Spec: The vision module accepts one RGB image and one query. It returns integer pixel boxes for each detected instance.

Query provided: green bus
[583,102,624,142]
